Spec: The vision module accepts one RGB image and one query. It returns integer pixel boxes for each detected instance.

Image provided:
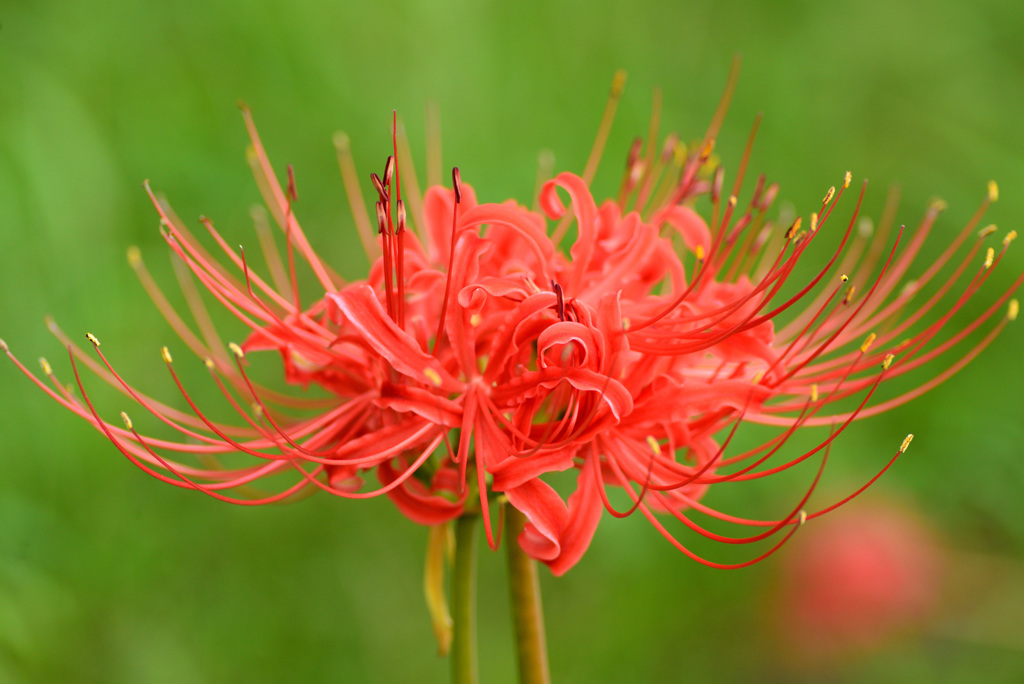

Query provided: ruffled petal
[504,478,569,562]
[327,284,463,392]
[547,465,603,575]
[379,460,464,525]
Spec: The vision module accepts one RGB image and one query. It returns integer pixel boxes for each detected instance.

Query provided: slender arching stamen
[397,199,408,329]
[582,70,627,186]
[647,444,828,545]
[333,132,380,261]
[796,436,912,522]
[164,351,373,465]
[724,114,762,227]
[549,71,628,245]
[603,441,809,568]
[67,346,302,498]
[220,345,383,463]
[630,88,663,211]
[632,195,814,337]
[392,113,408,329]
[738,222,900,386]
[640,499,807,569]
[803,311,1011,423]
[700,398,818,480]
[792,234,1006,395]
[284,165,302,313]
[664,55,742,209]
[375,196,396,319]
[128,247,224,367]
[250,205,293,297]
[641,135,685,218]
[726,355,889,479]
[645,390,756,491]
[616,137,644,209]
[432,167,462,356]
[394,115,426,242]
[239,105,338,291]
[712,347,867,473]
[85,339,263,448]
[760,275,850,383]
[742,180,867,330]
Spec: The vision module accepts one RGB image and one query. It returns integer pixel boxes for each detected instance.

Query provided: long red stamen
[432,167,462,356]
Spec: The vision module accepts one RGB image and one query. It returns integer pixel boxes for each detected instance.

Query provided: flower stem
[451,513,479,684]
[506,507,551,684]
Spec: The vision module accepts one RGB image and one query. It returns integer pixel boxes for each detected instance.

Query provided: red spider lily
[775,501,945,661]
[4,70,1021,574]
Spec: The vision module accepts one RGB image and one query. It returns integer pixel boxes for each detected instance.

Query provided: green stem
[506,508,551,684]
[451,513,479,684]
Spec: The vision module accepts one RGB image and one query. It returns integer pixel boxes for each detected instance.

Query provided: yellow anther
[785,217,802,240]
[86,333,100,348]
[823,185,836,205]
[333,131,351,153]
[900,434,914,453]
[252,403,264,419]
[203,357,215,370]
[844,171,852,189]
[622,317,631,331]
[39,358,53,376]
[984,247,995,269]
[161,346,173,364]
[858,217,874,238]
[126,246,142,266]
[841,274,849,283]
[843,285,857,305]
[751,370,765,384]
[978,224,997,238]
[1008,299,1019,322]
[699,138,715,162]
[810,212,819,232]
[672,141,687,166]
[695,244,705,261]
[988,180,999,202]
[810,384,819,402]
[0,338,7,353]
[610,70,627,97]
[1004,230,1017,247]
[120,412,133,431]
[860,332,876,353]
[228,342,245,359]
[728,194,738,208]
[646,435,662,456]
[882,353,895,370]
[928,197,948,212]
[424,367,443,387]
[793,230,807,245]
[470,313,482,327]
[797,510,808,527]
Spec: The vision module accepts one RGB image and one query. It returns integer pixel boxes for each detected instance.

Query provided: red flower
[4,78,1020,574]
[775,501,945,661]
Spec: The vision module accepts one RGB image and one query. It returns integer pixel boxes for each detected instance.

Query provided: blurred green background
[2,0,1023,682]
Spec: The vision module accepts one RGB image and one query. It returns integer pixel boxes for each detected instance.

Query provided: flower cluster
[5,77,1019,573]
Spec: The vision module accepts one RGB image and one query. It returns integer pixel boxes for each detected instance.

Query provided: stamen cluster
[4,80,1020,572]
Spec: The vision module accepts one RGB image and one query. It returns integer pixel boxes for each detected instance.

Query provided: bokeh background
[2,0,1023,682]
